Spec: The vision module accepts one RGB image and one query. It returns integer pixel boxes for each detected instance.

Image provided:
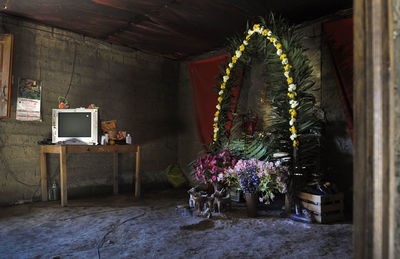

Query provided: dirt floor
[0,189,353,258]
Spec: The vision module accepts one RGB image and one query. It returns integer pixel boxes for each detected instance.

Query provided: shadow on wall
[322,120,353,216]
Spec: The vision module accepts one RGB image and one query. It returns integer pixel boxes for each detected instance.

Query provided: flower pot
[244,192,258,217]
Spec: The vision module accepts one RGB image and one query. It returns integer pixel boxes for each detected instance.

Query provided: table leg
[135,146,141,198]
[60,146,68,207]
[113,152,118,194]
[40,147,47,201]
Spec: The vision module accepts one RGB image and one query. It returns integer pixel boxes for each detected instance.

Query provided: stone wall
[0,15,179,205]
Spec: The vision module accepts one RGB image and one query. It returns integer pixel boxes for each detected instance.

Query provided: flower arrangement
[192,149,237,185]
[224,158,288,204]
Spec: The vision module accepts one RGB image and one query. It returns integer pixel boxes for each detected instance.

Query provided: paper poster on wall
[16,78,42,121]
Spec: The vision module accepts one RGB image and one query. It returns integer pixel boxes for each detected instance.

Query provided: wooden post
[135,145,141,198]
[40,146,47,201]
[59,146,68,207]
[354,0,395,257]
[113,152,118,194]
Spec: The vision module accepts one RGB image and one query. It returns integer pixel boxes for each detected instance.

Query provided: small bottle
[48,181,59,201]
[126,134,132,144]
[52,182,59,201]
[104,133,109,144]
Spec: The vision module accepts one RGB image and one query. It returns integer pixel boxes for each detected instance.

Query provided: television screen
[58,112,91,137]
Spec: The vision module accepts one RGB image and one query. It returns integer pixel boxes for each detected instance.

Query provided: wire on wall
[64,43,78,99]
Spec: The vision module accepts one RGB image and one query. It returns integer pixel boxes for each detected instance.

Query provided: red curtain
[188,54,240,149]
[323,18,354,141]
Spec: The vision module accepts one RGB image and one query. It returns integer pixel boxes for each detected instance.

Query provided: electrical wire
[64,44,77,99]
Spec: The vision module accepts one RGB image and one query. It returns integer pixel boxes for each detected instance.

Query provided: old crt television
[52,108,98,145]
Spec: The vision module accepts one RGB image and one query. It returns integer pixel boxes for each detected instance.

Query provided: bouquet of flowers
[192,149,237,185]
[225,158,288,204]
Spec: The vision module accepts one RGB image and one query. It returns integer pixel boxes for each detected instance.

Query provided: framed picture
[0,34,14,118]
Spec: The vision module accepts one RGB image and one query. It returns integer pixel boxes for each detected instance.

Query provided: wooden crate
[298,192,344,223]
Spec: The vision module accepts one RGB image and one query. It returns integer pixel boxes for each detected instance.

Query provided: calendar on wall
[16,78,42,121]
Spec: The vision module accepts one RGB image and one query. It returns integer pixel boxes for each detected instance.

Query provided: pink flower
[212,175,217,181]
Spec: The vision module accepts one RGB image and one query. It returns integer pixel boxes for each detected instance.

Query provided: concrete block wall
[0,15,179,205]
[298,18,353,212]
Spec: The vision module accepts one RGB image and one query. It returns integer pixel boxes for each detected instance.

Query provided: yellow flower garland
[212,23,299,148]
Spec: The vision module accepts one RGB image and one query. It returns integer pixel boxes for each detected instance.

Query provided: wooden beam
[354,0,394,257]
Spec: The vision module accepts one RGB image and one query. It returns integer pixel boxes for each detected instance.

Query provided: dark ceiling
[0,0,352,59]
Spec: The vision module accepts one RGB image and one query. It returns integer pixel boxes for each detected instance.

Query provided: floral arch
[210,15,321,171]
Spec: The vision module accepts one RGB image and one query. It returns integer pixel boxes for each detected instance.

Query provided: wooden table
[40,144,141,207]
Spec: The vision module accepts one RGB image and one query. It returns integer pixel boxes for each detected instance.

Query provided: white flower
[214,127,219,133]
[268,31,272,36]
[289,100,299,108]
[243,40,248,46]
[235,50,242,58]
[216,104,221,110]
[214,116,218,122]
[217,173,224,181]
[228,62,233,68]
[248,29,254,35]
[284,71,290,78]
[276,49,283,56]
[290,133,297,140]
[288,84,296,92]
[273,40,278,47]
[223,75,229,82]
[289,118,296,126]
[282,58,289,65]
[218,90,224,95]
